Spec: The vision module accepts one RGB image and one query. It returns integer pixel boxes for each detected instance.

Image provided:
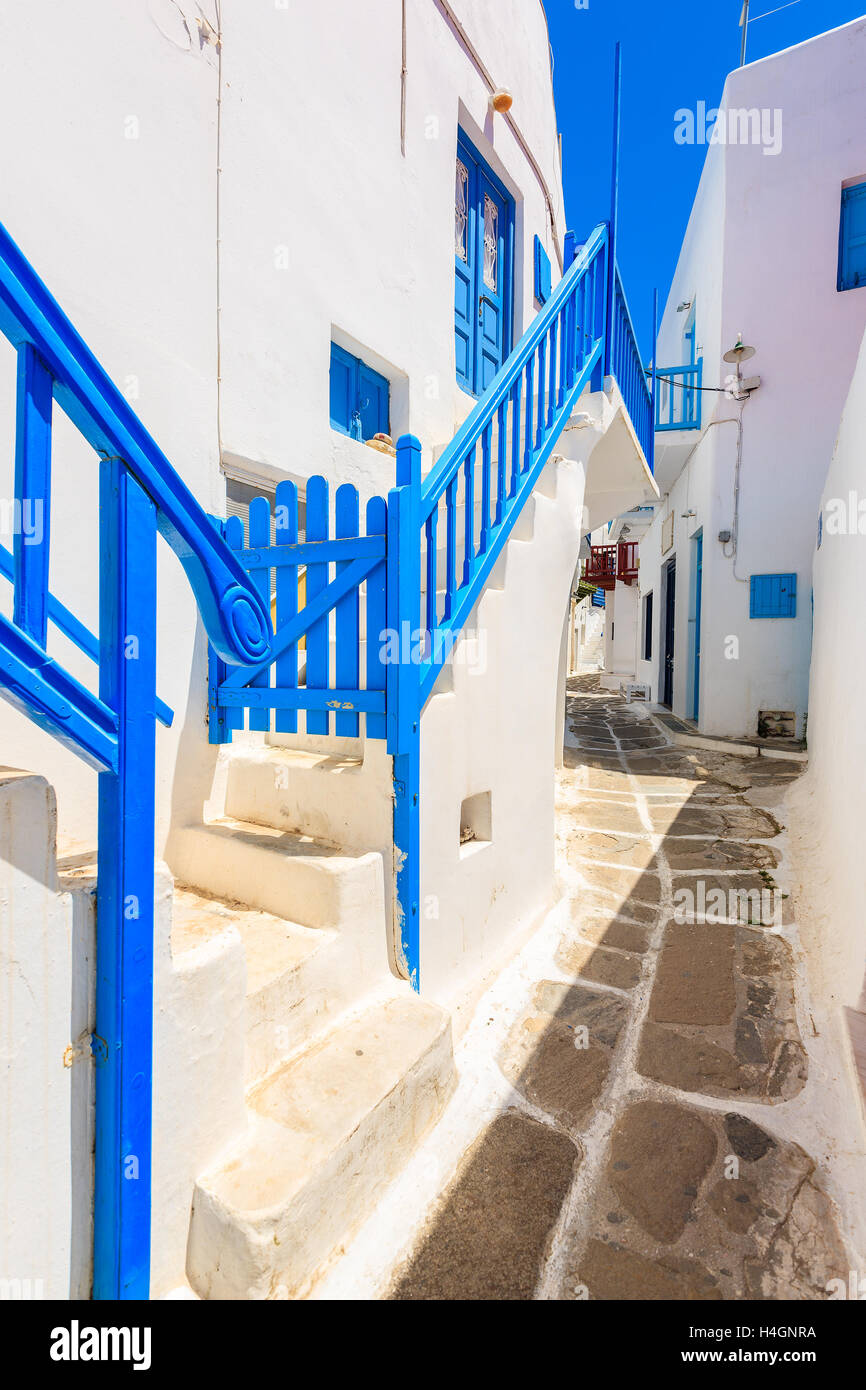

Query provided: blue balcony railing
[655,359,703,432]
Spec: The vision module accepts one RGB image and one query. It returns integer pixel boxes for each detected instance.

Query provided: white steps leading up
[171,883,397,1083]
[162,727,458,1297]
[168,816,385,929]
[44,753,457,1298]
[220,740,392,858]
[187,992,454,1299]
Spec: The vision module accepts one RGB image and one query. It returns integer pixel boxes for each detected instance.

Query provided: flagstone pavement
[389,676,850,1301]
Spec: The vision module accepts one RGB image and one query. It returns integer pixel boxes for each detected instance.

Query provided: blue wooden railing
[655,359,703,431]
[387,221,655,984]
[0,221,272,1300]
[608,265,654,464]
[207,221,655,993]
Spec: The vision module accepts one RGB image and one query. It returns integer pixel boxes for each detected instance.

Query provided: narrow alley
[377,676,854,1301]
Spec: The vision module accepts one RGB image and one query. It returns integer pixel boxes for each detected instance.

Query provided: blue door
[693,532,702,721]
[455,133,513,396]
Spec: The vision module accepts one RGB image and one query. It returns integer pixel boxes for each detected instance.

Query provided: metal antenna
[739,0,751,65]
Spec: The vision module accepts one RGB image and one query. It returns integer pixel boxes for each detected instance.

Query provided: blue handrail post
[93,458,157,1299]
[603,41,622,382]
[13,343,52,644]
[207,517,231,745]
[387,434,421,989]
[650,287,659,474]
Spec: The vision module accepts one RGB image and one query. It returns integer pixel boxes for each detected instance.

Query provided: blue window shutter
[839,183,866,291]
[750,573,797,618]
[534,235,551,305]
[358,362,390,440]
[329,343,357,436]
[330,344,390,440]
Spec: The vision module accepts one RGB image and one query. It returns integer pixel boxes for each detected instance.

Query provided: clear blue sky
[544,0,865,353]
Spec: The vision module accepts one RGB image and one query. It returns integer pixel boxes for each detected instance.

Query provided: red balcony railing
[584,544,618,590]
[583,541,639,590]
[618,540,639,585]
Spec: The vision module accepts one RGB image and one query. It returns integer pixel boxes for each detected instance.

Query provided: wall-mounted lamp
[491,89,513,114]
[677,300,693,313]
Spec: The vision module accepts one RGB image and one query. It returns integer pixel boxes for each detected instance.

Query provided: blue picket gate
[208,478,389,742]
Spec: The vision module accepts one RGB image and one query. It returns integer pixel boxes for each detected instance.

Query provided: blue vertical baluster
[510,380,521,499]
[274,479,298,733]
[93,458,157,1301]
[247,496,272,732]
[223,515,246,734]
[524,355,535,471]
[365,495,388,740]
[557,306,567,408]
[305,475,329,735]
[387,435,421,988]
[576,272,586,376]
[547,317,557,427]
[207,516,230,744]
[13,343,52,644]
[479,423,491,555]
[536,334,547,447]
[335,483,360,737]
[425,504,438,637]
[495,401,506,526]
[444,477,457,620]
[462,447,474,587]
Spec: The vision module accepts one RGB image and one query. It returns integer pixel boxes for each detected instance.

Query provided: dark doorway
[662,559,676,708]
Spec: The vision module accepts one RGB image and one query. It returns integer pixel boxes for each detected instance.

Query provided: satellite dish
[723,338,756,364]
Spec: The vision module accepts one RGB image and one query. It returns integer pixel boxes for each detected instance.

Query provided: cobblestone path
[390,677,850,1301]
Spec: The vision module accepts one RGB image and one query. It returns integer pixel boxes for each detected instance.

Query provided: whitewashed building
[788,317,866,1122]
[605,19,866,738]
[0,2,655,1299]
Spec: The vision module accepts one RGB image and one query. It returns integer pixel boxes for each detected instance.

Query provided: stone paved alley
[379,676,857,1301]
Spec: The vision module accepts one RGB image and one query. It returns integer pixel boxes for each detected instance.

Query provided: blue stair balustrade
[207,220,656,995]
[655,359,703,431]
[0,220,272,1301]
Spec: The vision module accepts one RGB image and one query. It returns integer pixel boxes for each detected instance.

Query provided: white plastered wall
[788,325,866,1016]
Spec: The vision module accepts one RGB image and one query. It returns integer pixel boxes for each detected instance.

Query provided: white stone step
[187,994,455,1299]
[222,741,392,856]
[171,886,383,1083]
[168,816,386,931]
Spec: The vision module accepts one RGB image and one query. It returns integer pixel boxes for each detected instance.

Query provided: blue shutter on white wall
[329,343,356,435]
[749,573,797,618]
[329,343,390,440]
[839,183,866,291]
[358,362,389,440]
[534,235,551,305]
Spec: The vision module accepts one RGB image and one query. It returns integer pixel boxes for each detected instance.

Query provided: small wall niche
[459,791,492,855]
[757,710,796,739]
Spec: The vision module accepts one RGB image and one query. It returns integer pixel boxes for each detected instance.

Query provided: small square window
[750,573,797,619]
[329,343,390,441]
